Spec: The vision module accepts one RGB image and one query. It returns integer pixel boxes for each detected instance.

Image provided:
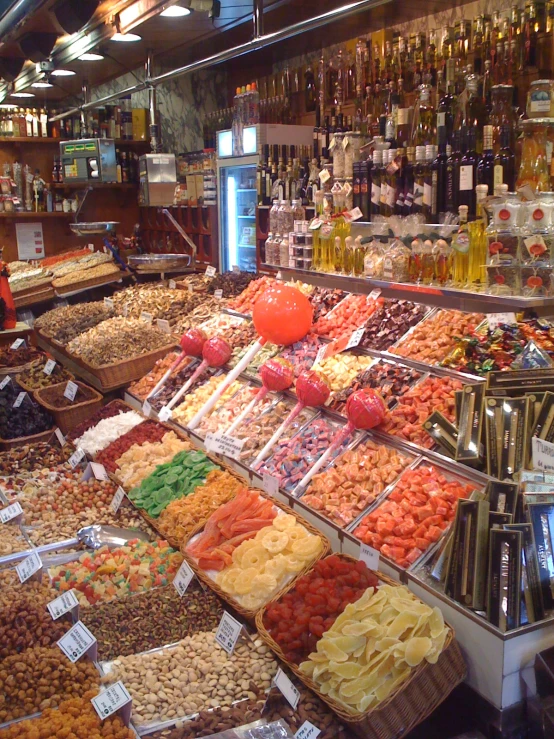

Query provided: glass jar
[279,235,289,266]
[269,199,280,232]
[277,200,294,235]
[291,199,305,222]
[527,79,554,118]
[490,84,515,152]
[332,133,345,178]
[516,121,550,193]
[265,233,276,265]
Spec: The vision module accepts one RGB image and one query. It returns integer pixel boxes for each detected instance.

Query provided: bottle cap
[373,149,382,164]
[476,184,488,198]
[236,87,241,94]
[415,145,426,162]
[425,144,434,160]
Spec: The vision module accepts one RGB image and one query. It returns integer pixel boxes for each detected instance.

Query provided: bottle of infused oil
[319,192,334,272]
[311,190,324,270]
[467,183,489,290]
[451,204,470,286]
[353,235,366,276]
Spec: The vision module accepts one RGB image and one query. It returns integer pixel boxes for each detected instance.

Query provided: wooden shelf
[0,137,150,146]
[50,182,137,190]
[0,211,73,218]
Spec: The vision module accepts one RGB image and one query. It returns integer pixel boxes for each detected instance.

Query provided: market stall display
[0,379,54,444]
[34,380,103,434]
[35,301,115,345]
[16,356,74,390]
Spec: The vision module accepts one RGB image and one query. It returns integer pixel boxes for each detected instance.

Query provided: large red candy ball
[346,389,387,429]
[259,358,295,392]
[202,336,232,367]
[296,370,331,407]
[252,284,313,346]
[180,328,207,357]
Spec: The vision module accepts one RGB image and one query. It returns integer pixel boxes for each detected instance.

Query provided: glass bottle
[269,199,280,232]
[445,130,462,216]
[422,145,434,221]
[437,58,456,150]
[459,128,478,218]
[403,147,416,215]
[477,125,495,197]
[451,205,470,286]
[412,145,426,215]
[370,149,382,218]
[489,84,514,154]
[414,83,436,146]
[494,125,516,193]
[311,190,324,271]
[516,122,550,193]
[463,74,487,155]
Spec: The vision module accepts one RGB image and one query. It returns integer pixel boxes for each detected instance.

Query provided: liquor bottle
[451,204,470,286]
[386,149,399,216]
[494,125,516,192]
[459,128,478,217]
[477,125,495,195]
[395,148,406,215]
[445,130,462,215]
[437,58,456,149]
[313,106,320,160]
[423,145,434,221]
[116,150,122,184]
[413,145,426,215]
[434,129,448,219]
[257,150,266,206]
[121,152,130,183]
[463,74,487,155]
[473,15,485,74]
[414,84,436,146]
[361,157,370,221]
[370,149,382,218]
[403,146,416,215]
[380,150,389,215]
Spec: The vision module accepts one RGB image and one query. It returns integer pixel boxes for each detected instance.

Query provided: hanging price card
[273,667,301,709]
[43,359,56,375]
[10,338,25,350]
[47,590,79,620]
[64,381,79,402]
[13,392,27,408]
[91,682,132,725]
[205,266,216,277]
[110,487,126,514]
[215,611,244,654]
[57,621,97,663]
[172,560,195,596]
[359,542,380,570]
[0,501,23,523]
[16,551,42,583]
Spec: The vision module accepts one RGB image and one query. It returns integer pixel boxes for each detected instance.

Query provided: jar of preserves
[527,80,554,118]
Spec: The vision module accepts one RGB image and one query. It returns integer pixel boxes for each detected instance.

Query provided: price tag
[140,311,153,324]
[110,486,126,514]
[343,181,353,197]
[532,437,554,471]
[10,338,25,350]
[54,428,66,447]
[13,392,27,408]
[0,376,11,390]
[82,462,109,482]
[91,682,132,725]
[263,473,279,496]
[87,244,94,252]
[214,289,224,299]
[295,721,321,739]
[0,491,9,505]
[359,542,380,570]
[168,279,177,289]
[342,135,350,150]
[172,559,195,596]
[0,501,23,523]
[142,400,152,418]
[276,271,282,280]
[368,289,382,301]
[328,136,337,152]
[64,381,79,402]
[68,448,86,469]
[57,621,97,663]
[205,432,245,460]
[273,667,300,710]
[346,328,365,350]
[309,218,322,231]
[43,359,56,375]
[215,611,244,655]
[47,590,79,620]
[104,297,114,310]
[205,265,217,278]
[158,406,172,422]
[232,265,240,273]
[346,206,363,221]
[16,551,42,583]
[313,345,327,365]
[156,319,171,334]
[319,169,331,184]
[488,313,517,331]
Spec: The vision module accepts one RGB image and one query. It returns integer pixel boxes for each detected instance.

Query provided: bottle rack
[139,204,219,268]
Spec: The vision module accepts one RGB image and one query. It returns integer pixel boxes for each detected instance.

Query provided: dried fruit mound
[263,554,379,664]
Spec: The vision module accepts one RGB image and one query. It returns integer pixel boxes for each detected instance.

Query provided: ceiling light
[51,69,76,76]
[111,32,141,42]
[0,105,17,109]
[11,92,35,98]
[160,5,191,16]
[78,52,104,61]
[32,81,54,88]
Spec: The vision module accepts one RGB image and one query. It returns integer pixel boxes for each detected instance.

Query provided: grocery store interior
[4,0,554,737]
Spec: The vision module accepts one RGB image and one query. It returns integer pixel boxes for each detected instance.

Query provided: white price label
[488,313,517,331]
[64,381,79,402]
[173,560,195,596]
[57,621,97,663]
[47,590,79,620]
[273,667,300,710]
[91,682,132,724]
[215,611,244,654]
[205,432,245,460]
[10,338,25,350]
[346,206,364,221]
[232,265,240,273]
[140,311,153,324]
[82,462,109,482]
[69,448,85,469]
[276,271,282,280]
[369,289,382,301]
[168,279,177,289]
[205,266,217,278]
[313,345,327,365]
[532,437,554,472]
[319,168,331,184]
[295,721,321,739]
[359,543,380,570]
[158,406,172,422]
[43,359,56,375]
[0,376,11,390]
[16,551,42,583]
[87,244,94,252]
[54,428,66,446]
[104,297,114,310]
[0,491,9,504]
[309,218,322,231]
[142,400,152,418]
[342,135,350,150]
[214,289,224,299]
[0,501,23,523]
[13,392,27,408]
[110,486,126,514]
[262,473,279,496]
[156,319,171,334]
[346,328,365,350]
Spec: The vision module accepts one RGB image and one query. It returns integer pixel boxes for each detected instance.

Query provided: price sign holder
[43,359,56,375]
[0,376,11,390]
[13,391,28,409]
[69,448,86,469]
[104,297,114,310]
[295,721,321,739]
[273,667,301,709]
[205,431,245,460]
[0,501,23,524]
[16,551,42,583]
[158,406,172,422]
[168,279,177,289]
[214,289,224,299]
[82,462,109,482]
[172,560,196,596]
[54,428,66,447]
[64,381,79,402]
[91,682,132,726]
[142,400,152,418]
[215,611,252,655]
[110,486,126,514]
[205,265,216,278]
[10,338,25,350]
[140,311,153,324]
[57,621,97,663]
[156,319,171,334]
[359,542,380,571]
[47,590,79,621]
[262,473,279,496]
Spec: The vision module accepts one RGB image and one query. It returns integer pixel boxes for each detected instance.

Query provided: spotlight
[111,32,141,42]
[51,69,76,76]
[161,5,191,16]
[32,81,54,88]
[78,52,104,61]
[53,0,99,34]
[11,92,35,98]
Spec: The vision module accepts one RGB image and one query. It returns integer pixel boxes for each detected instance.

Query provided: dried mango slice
[327,635,366,654]
[320,640,348,662]
[328,661,364,679]
[379,606,398,625]
[299,660,316,677]
[342,621,379,636]
[405,636,433,667]
[429,606,445,638]
[273,513,297,531]
[357,693,377,713]
[386,611,420,639]
[259,528,290,554]
[375,636,401,652]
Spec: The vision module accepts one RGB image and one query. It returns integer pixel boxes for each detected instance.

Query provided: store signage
[172,560,195,596]
[205,432,245,460]
[64,381,79,402]
[16,551,42,583]
[47,590,79,620]
[57,621,97,663]
[215,611,244,654]
[532,437,554,472]
[91,682,132,725]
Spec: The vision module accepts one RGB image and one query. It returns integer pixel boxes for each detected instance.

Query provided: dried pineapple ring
[285,524,309,544]
[263,555,288,580]
[240,545,270,569]
[252,572,277,594]
[240,592,265,609]
[217,567,242,593]
[232,567,258,595]
[283,554,306,572]
[291,534,322,557]
[273,513,297,531]
[232,539,259,565]
[259,528,289,554]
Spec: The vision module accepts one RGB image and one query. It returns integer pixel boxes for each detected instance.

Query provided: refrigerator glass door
[219,159,258,272]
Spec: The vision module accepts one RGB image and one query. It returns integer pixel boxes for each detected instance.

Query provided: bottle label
[380,182,388,205]
[493,164,504,191]
[371,183,381,205]
[431,170,438,215]
[437,112,446,129]
[459,165,474,191]
[387,185,396,208]
[529,91,551,113]
[413,183,423,206]
[397,108,411,126]
[423,183,432,207]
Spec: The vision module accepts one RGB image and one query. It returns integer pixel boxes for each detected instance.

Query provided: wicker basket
[16,369,75,395]
[34,381,103,435]
[13,286,56,308]
[0,427,55,450]
[180,489,331,623]
[255,554,466,739]
[66,399,136,446]
[53,268,122,296]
